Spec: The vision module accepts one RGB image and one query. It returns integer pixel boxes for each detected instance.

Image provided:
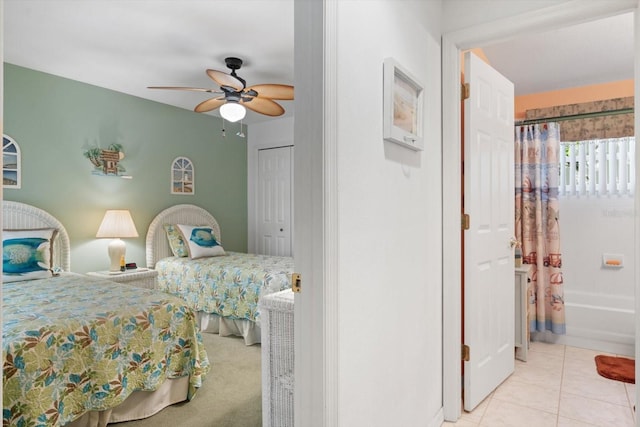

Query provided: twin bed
[145,204,294,345]
[3,201,293,426]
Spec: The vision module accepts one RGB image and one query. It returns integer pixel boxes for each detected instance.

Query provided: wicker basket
[259,289,294,427]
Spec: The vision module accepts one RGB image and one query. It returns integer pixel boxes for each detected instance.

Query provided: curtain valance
[524,96,633,142]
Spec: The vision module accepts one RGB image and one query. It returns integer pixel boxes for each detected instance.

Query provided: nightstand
[86,268,158,289]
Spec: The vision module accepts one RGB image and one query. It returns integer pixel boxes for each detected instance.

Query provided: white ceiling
[3,2,634,121]
[4,0,294,124]
[481,12,634,96]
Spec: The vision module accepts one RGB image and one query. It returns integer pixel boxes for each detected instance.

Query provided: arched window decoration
[171,157,194,194]
[3,135,21,189]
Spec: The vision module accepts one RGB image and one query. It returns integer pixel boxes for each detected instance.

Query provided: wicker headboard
[3,201,72,272]
[145,204,221,268]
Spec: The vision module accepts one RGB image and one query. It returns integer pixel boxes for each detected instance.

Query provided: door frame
[293,0,339,425]
[441,0,640,421]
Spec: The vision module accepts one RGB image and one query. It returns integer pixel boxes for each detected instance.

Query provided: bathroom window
[560,137,635,198]
[3,134,21,189]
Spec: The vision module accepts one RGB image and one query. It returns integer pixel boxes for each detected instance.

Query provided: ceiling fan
[148,57,294,122]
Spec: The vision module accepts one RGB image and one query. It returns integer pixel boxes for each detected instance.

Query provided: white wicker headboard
[145,204,221,268]
[3,201,71,272]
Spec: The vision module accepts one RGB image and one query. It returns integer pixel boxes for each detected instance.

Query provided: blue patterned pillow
[3,228,56,282]
[163,224,189,257]
[176,224,225,259]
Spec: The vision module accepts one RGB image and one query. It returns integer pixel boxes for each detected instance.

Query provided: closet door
[257,146,293,256]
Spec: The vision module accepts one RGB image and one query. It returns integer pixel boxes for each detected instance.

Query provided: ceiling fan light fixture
[150,57,293,119]
[220,102,246,123]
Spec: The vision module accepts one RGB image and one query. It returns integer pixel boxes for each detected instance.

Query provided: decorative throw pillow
[164,224,189,257]
[3,228,57,282]
[176,224,225,259]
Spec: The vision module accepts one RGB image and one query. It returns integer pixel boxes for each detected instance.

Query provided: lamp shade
[220,102,246,123]
[96,210,139,238]
[96,210,138,272]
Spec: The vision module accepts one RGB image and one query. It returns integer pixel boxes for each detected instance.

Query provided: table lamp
[96,209,139,272]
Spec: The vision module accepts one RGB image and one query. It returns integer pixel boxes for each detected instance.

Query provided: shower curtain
[515,122,565,335]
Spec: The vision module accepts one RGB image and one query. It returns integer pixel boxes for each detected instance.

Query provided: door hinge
[461,213,470,230]
[461,83,470,101]
[291,272,302,293]
[462,344,470,361]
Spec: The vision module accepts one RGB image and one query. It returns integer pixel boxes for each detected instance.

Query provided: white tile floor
[444,342,636,427]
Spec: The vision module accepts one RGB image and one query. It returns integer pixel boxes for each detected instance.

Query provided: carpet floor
[116,332,262,427]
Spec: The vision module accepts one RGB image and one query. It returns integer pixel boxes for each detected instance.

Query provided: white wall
[534,195,635,355]
[335,1,443,426]
[247,117,294,254]
[441,0,572,33]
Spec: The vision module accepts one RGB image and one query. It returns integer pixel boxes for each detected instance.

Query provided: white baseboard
[428,408,444,427]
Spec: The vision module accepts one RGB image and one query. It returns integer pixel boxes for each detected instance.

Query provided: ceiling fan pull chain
[236,120,246,138]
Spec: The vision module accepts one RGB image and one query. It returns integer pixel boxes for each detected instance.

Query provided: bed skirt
[66,376,189,427]
[66,314,258,426]
[197,311,261,345]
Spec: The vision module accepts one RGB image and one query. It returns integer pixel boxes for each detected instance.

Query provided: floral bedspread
[3,273,210,427]
[156,251,293,323]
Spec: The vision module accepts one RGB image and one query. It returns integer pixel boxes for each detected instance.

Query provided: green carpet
[116,332,262,427]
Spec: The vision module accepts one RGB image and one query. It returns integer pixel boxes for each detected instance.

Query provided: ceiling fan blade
[206,69,244,91]
[148,86,223,94]
[194,97,226,113]
[241,97,285,116]
[245,84,294,100]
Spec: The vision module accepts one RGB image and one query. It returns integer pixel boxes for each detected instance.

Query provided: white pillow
[176,224,225,259]
[3,228,57,282]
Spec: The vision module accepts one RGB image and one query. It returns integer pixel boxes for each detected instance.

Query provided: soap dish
[602,254,623,268]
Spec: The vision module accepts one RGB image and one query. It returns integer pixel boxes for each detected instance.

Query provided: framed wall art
[171,156,194,194]
[383,58,424,151]
[3,134,21,189]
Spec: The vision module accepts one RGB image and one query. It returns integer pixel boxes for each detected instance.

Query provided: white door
[463,51,515,411]
[257,146,293,256]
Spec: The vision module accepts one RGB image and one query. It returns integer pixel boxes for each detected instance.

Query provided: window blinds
[559,137,635,197]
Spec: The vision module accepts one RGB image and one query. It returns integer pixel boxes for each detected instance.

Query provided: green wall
[3,63,248,273]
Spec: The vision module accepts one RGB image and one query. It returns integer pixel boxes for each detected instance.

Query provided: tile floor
[443,341,636,427]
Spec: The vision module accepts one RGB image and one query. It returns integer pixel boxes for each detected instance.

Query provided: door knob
[509,237,518,248]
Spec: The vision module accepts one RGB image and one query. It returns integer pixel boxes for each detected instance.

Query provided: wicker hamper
[259,289,294,427]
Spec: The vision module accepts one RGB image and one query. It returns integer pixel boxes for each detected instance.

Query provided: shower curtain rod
[515,107,634,126]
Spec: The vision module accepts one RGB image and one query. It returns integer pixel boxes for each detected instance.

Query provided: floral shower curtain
[515,122,565,335]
